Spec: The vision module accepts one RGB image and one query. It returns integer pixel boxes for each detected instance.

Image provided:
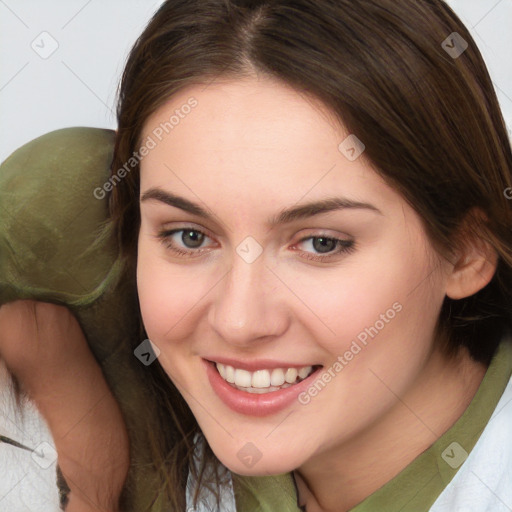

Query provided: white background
[0,1,511,510]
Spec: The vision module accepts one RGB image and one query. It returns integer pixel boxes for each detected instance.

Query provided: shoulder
[0,127,120,305]
[430,373,512,511]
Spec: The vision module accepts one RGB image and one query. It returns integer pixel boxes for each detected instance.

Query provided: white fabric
[186,434,237,512]
[430,374,512,512]
[0,362,61,512]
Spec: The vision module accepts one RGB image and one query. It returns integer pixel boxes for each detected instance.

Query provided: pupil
[313,237,336,254]
[183,230,204,248]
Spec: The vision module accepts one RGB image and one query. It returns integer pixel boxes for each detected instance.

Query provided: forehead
[139,77,400,218]
[142,76,343,155]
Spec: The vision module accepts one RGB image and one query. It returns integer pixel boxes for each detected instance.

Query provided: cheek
[287,236,439,364]
[136,235,214,346]
[282,245,412,351]
[136,236,186,342]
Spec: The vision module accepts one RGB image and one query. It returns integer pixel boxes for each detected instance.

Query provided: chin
[215,449,304,477]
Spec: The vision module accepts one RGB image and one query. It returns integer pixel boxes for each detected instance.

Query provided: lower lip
[203,359,322,417]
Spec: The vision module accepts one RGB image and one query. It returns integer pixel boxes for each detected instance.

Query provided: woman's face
[137,76,451,475]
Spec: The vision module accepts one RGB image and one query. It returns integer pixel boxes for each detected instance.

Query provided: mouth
[203,358,324,416]
[210,361,322,394]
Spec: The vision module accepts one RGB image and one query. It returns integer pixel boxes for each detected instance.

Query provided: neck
[293,345,488,512]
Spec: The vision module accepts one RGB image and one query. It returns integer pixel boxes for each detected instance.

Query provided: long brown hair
[109,0,512,509]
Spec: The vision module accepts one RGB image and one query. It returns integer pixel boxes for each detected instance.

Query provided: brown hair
[109,0,512,509]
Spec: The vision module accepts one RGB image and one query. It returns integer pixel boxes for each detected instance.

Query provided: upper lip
[204,356,321,372]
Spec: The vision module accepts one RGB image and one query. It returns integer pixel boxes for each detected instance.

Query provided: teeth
[215,362,315,392]
[225,365,235,383]
[270,368,285,386]
[234,369,252,387]
[252,370,271,388]
[235,383,294,393]
[217,364,227,379]
[298,366,313,379]
[285,368,298,383]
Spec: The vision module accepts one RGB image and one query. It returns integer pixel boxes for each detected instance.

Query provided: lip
[203,358,323,417]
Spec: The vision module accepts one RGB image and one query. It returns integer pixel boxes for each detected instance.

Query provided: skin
[137,75,497,512]
[0,300,130,512]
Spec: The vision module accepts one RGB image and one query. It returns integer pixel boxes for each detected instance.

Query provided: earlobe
[445,231,498,300]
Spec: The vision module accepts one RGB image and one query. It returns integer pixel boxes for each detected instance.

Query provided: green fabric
[0,127,163,512]
[232,472,300,511]
[232,337,512,511]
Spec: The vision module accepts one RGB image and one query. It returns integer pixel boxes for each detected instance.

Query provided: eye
[293,235,356,261]
[156,227,356,262]
[156,228,215,257]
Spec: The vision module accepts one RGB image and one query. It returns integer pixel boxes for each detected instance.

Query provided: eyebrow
[140,187,382,226]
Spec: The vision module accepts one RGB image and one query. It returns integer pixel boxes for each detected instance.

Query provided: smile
[203,359,324,416]
[215,363,318,394]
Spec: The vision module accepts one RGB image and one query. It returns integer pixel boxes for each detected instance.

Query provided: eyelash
[156,227,356,262]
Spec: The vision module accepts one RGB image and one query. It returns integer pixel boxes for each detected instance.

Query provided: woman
[1,0,511,511]
[110,0,512,510]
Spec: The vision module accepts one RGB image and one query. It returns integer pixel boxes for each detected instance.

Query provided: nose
[207,249,290,347]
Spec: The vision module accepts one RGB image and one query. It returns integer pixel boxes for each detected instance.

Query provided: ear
[445,209,498,300]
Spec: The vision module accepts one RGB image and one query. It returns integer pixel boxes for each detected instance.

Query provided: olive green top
[2,127,511,512]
